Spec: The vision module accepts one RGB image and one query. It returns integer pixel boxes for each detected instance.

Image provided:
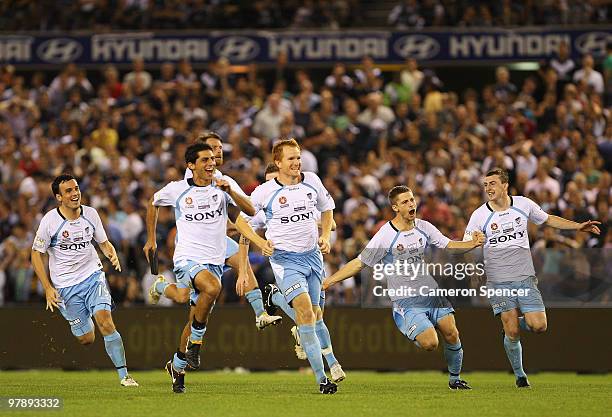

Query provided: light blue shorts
[269,247,325,306]
[189,237,240,306]
[174,260,224,290]
[57,270,111,337]
[488,276,545,316]
[392,296,454,341]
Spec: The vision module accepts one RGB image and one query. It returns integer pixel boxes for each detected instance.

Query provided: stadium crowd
[0,45,610,307]
[2,0,609,31]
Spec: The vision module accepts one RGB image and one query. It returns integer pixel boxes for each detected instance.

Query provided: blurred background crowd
[0,1,610,308]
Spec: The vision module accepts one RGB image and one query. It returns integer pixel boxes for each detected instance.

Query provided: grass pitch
[0,370,610,417]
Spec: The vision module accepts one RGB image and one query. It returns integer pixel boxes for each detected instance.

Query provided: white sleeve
[184,169,193,180]
[153,182,179,207]
[247,212,266,231]
[525,197,549,225]
[463,211,483,241]
[32,216,50,253]
[222,174,249,200]
[250,185,265,214]
[90,208,109,244]
[305,172,335,212]
[358,229,388,267]
[420,220,451,249]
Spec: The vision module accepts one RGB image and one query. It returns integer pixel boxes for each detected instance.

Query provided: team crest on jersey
[515,217,521,224]
[396,243,405,252]
[62,230,69,238]
[307,193,312,199]
[419,238,423,245]
[85,226,90,234]
[212,195,218,202]
[279,196,287,204]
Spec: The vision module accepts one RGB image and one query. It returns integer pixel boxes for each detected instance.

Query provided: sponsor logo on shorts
[284,283,301,296]
[491,301,507,309]
[407,324,418,337]
[68,318,82,326]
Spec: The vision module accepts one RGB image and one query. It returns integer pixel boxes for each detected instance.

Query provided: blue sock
[103,331,128,379]
[298,324,326,383]
[245,289,265,317]
[444,341,463,382]
[272,291,296,322]
[503,335,527,378]
[173,351,187,373]
[190,319,207,343]
[519,316,532,332]
[315,319,338,368]
[155,280,170,295]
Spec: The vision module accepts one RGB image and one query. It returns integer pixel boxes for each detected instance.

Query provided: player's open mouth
[71,197,79,201]
[409,209,416,216]
[487,192,494,198]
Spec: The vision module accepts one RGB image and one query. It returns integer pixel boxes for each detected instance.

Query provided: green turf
[0,370,610,417]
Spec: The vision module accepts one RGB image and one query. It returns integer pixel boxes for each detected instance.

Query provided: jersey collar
[187,178,213,188]
[56,206,83,220]
[274,173,305,187]
[486,196,513,212]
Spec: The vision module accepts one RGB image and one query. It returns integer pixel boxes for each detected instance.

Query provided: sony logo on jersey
[59,241,91,250]
[488,230,525,245]
[185,208,224,221]
[280,211,314,224]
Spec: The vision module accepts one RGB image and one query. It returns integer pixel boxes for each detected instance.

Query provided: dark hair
[485,168,509,184]
[264,162,279,176]
[185,143,213,164]
[388,185,412,205]
[195,131,222,144]
[51,173,76,196]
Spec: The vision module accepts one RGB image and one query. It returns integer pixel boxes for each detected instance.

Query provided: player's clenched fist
[471,231,485,247]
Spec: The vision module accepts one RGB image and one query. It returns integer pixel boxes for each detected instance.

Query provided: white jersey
[359,219,450,302]
[153,178,236,265]
[32,206,107,288]
[250,172,335,253]
[464,195,548,283]
[185,168,248,200]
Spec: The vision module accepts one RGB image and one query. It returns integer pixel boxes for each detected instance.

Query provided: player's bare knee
[78,332,95,345]
[531,321,547,333]
[420,338,438,351]
[443,328,460,344]
[504,328,520,339]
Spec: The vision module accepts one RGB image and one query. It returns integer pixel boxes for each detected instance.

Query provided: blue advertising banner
[0,28,610,66]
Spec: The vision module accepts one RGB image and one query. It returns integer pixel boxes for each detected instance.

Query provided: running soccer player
[143,143,272,393]
[464,168,601,388]
[250,139,338,394]
[252,163,345,383]
[31,174,138,387]
[324,185,485,390]
[149,132,282,331]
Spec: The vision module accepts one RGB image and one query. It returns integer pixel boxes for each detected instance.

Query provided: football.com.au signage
[0,28,610,66]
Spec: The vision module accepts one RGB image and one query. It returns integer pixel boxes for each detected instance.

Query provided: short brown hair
[272,138,300,162]
[195,131,222,143]
[264,162,279,176]
[388,185,413,205]
[485,168,509,184]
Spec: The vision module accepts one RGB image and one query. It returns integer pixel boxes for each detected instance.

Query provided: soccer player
[464,168,601,388]
[323,185,485,390]
[250,139,338,394]
[149,132,281,330]
[31,174,138,387]
[252,163,345,383]
[144,143,272,393]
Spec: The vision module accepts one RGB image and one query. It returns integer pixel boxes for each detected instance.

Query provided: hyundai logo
[214,36,259,62]
[575,32,612,57]
[37,38,82,64]
[394,35,439,60]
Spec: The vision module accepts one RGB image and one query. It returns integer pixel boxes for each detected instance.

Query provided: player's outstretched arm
[546,215,601,235]
[234,215,274,256]
[143,197,160,262]
[323,258,365,290]
[235,235,250,297]
[99,240,122,272]
[216,179,256,216]
[447,231,485,251]
[319,210,333,254]
[31,250,60,312]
